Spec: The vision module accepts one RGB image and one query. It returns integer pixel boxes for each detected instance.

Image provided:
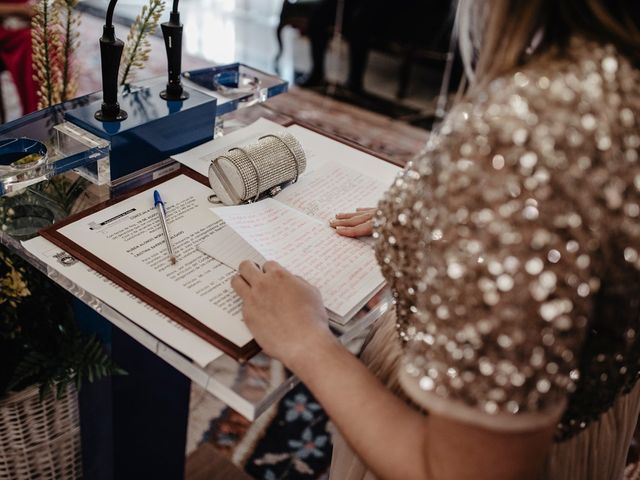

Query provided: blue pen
[154,190,177,265]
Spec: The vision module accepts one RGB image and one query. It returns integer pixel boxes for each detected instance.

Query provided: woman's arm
[296,336,556,480]
[0,2,35,18]
[232,261,556,480]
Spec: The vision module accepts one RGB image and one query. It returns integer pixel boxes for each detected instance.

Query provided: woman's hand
[20,3,36,18]
[330,208,376,238]
[17,2,36,18]
[231,260,334,366]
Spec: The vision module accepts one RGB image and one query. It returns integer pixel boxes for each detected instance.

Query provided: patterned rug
[244,385,331,480]
[207,385,332,480]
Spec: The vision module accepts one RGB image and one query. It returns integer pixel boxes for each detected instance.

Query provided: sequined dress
[329,38,640,480]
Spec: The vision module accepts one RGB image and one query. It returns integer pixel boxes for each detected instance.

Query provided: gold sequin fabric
[373,38,640,441]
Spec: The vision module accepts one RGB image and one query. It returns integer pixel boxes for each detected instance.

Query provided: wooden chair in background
[274,0,453,100]
[0,61,7,124]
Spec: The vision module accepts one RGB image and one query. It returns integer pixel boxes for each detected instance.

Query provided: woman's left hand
[330,208,376,238]
[231,260,334,366]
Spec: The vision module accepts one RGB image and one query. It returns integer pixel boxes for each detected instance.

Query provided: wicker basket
[0,383,82,479]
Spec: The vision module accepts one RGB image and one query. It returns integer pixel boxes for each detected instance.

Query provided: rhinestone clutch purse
[208,131,307,205]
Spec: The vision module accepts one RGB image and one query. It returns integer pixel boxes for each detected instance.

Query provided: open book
[193,120,397,325]
[199,195,384,325]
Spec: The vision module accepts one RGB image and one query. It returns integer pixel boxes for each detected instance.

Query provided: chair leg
[274,23,285,72]
[397,51,414,100]
[0,73,6,124]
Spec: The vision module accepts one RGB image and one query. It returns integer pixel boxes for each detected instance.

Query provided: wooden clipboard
[40,166,261,363]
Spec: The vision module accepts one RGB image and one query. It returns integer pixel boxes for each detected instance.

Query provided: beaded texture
[373,38,640,441]
[216,132,306,201]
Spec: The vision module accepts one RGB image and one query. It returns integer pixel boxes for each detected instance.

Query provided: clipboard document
[41,171,258,361]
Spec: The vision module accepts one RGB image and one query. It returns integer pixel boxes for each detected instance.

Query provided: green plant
[0,248,30,321]
[120,0,165,86]
[0,180,124,400]
[32,174,90,215]
[0,245,124,399]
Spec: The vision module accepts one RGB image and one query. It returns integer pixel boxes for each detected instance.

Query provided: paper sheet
[206,199,384,318]
[57,174,253,348]
[276,162,390,223]
[196,213,264,270]
[22,235,223,367]
[171,118,402,186]
[286,124,401,181]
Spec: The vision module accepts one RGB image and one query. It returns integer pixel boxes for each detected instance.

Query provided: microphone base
[160,88,190,101]
[94,107,128,122]
[65,81,217,180]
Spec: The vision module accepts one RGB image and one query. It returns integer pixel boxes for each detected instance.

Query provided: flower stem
[42,1,53,107]
[61,3,72,100]
[120,1,163,86]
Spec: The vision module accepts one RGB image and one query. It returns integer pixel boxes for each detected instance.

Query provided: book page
[196,213,265,270]
[57,174,253,348]
[208,199,384,318]
[276,162,391,223]
[286,124,401,180]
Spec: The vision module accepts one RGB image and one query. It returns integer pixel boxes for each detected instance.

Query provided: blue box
[65,80,217,180]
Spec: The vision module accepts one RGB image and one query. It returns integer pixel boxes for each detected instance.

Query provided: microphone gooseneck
[105,0,117,29]
[160,0,189,101]
[95,0,128,122]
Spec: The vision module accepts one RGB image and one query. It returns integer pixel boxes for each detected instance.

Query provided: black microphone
[95,0,128,122]
[160,0,189,101]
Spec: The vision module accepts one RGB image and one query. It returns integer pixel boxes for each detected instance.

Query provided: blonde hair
[458,0,640,85]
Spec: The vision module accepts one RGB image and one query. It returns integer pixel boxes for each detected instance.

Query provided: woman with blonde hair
[231,1,640,478]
